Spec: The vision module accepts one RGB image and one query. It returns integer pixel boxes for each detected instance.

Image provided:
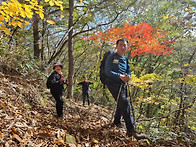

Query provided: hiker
[77,76,93,106]
[105,38,147,140]
[49,62,66,120]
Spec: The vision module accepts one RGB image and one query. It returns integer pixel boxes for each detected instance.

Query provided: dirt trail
[0,74,190,146]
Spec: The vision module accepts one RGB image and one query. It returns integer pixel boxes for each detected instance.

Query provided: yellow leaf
[46,20,55,24]
[189,6,194,9]
[49,0,54,6]
[54,0,63,6]
[45,0,50,2]
[9,2,19,13]
[146,139,151,145]
[25,8,33,18]
[3,28,10,35]
[163,15,169,19]
[189,23,193,27]
[0,15,5,21]
[60,5,63,11]
[80,0,83,5]
[9,21,18,27]
[55,139,64,145]
[17,21,23,28]
[38,12,44,19]
[20,9,26,18]
[191,126,196,130]
[91,138,99,144]
[184,8,188,12]
[2,2,7,5]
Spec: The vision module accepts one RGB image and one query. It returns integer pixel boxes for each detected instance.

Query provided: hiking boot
[115,123,123,128]
[111,122,123,128]
[126,131,148,140]
[59,115,66,120]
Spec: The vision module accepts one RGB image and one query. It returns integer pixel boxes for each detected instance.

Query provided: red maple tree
[82,22,175,57]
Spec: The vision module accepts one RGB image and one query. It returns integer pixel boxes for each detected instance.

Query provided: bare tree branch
[48,0,137,64]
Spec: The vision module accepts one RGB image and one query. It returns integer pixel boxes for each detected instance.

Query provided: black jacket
[50,71,65,94]
[78,81,93,94]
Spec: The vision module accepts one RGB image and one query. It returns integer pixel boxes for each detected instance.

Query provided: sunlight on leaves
[0,0,44,34]
[46,20,56,25]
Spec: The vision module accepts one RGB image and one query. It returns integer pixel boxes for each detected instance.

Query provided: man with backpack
[103,38,147,140]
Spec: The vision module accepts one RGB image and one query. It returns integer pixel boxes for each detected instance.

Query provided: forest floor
[0,72,194,147]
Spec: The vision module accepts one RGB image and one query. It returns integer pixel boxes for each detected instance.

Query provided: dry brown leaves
[0,74,190,147]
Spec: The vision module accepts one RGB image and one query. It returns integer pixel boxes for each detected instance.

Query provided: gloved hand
[60,77,64,82]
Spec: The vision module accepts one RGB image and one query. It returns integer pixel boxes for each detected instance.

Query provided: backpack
[100,50,117,85]
[46,74,52,89]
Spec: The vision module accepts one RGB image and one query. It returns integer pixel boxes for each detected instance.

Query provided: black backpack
[46,74,52,89]
[100,50,117,85]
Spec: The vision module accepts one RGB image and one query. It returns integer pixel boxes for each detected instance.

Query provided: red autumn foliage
[82,22,175,57]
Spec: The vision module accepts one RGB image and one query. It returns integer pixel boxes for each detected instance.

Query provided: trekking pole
[104,83,123,146]
[126,82,135,123]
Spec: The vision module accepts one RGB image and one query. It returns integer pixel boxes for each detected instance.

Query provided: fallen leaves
[12,134,24,143]
[0,73,192,146]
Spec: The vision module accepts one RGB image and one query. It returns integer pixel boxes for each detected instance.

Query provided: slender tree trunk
[67,0,74,98]
[175,43,185,126]
[33,12,40,59]
[41,20,46,61]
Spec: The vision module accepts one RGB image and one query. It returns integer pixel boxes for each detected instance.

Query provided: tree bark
[33,13,40,59]
[67,0,74,98]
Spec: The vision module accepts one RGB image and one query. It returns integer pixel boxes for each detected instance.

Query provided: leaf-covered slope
[0,72,192,146]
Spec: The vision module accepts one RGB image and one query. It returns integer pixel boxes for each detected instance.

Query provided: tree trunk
[33,12,40,59]
[67,0,74,98]
[41,20,46,61]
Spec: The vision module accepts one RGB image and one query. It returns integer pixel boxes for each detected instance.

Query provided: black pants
[82,92,90,105]
[51,91,64,117]
[107,83,136,133]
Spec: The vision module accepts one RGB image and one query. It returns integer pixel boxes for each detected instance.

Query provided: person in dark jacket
[105,38,147,140]
[49,62,66,120]
[77,76,93,106]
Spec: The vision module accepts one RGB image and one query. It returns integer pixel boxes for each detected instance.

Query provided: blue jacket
[105,52,131,84]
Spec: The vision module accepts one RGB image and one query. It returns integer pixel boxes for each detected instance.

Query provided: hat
[83,76,87,78]
[53,62,63,69]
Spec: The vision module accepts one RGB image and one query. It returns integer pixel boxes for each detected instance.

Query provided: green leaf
[146,139,151,145]
[66,134,76,145]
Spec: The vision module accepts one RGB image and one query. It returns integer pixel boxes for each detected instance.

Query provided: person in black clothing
[105,39,147,140]
[77,76,93,106]
[49,62,67,120]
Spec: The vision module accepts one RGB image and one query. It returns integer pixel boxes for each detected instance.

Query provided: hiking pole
[126,82,135,123]
[104,83,123,146]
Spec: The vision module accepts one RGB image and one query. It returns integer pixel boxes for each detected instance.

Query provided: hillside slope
[0,71,193,147]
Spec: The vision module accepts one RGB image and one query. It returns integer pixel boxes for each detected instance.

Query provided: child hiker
[77,76,93,106]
